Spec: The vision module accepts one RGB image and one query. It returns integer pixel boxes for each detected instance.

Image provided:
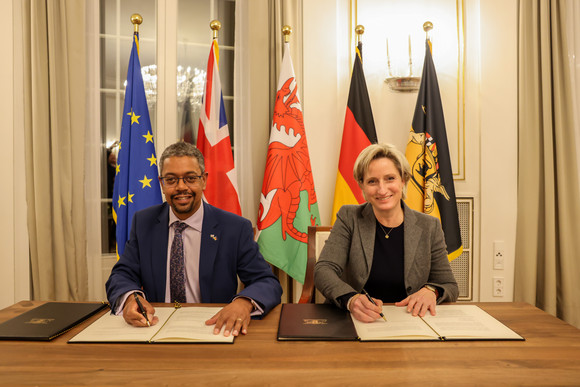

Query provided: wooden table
[0,301,579,385]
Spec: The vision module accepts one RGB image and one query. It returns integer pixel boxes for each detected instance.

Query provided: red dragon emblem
[257,78,317,243]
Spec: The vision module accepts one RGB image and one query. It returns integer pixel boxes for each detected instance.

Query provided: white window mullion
[157,0,179,151]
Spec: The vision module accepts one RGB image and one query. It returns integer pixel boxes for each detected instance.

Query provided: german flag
[331,42,378,223]
[405,40,463,261]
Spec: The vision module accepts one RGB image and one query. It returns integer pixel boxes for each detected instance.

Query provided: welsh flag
[256,42,320,284]
[196,39,241,215]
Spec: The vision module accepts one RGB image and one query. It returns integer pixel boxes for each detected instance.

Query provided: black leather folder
[0,302,108,341]
[277,303,357,341]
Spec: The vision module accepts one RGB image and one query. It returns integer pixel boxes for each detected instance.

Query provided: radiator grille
[453,198,474,300]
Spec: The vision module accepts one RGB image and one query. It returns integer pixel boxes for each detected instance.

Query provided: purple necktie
[170,221,188,303]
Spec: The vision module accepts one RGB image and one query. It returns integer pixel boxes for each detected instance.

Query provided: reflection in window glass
[177,0,235,145]
[98,0,235,254]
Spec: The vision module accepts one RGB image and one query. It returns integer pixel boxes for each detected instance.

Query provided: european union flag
[112,32,162,258]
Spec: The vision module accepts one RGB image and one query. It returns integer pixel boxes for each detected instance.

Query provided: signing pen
[133,293,150,327]
[362,288,387,322]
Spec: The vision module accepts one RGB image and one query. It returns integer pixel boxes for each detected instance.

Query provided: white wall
[302,0,351,223]
[478,0,518,301]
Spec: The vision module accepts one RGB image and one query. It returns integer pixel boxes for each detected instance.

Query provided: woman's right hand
[348,294,384,322]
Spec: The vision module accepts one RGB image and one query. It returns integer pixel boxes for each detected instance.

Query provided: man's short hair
[353,143,412,199]
[159,141,205,174]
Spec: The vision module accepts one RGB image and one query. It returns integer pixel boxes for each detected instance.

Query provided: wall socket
[493,276,504,297]
[493,241,505,270]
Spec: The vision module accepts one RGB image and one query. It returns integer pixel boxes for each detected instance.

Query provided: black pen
[362,289,387,322]
[133,293,150,327]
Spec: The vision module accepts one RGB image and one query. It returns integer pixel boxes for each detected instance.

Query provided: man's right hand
[348,294,384,323]
[122,294,159,327]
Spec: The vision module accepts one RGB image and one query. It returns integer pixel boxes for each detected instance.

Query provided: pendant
[385,235,389,239]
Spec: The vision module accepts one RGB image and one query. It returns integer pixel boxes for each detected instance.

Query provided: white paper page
[69,307,176,342]
[152,307,233,343]
[352,306,440,341]
[421,305,523,340]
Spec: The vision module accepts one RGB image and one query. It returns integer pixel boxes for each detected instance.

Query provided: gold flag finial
[355,25,365,45]
[210,20,221,39]
[131,14,142,33]
[282,25,292,43]
[423,21,433,40]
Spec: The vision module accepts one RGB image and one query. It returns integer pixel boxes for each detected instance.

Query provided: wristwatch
[424,284,439,298]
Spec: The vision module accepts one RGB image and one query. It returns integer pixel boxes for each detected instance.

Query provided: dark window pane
[178,0,212,43]
[217,0,235,47]
[100,37,117,90]
[102,201,116,254]
[223,98,234,142]
[100,0,116,36]
[219,48,234,96]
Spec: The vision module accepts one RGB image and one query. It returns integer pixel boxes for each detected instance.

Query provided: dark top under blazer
[314,202,459,307]
[106,202,282,315]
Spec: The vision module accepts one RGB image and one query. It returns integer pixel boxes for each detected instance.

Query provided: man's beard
[170,190,196,214]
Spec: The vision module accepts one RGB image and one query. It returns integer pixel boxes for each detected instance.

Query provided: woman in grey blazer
[314,144,458,323]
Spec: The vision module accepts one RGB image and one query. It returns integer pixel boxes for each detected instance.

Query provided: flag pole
[355,24,364,46]
[281,21,293,302]
[423,21,433,55]
[210,19,221,40]
[130,13,142,32]
[210,20,221,67]
[131,14,142,55]
[282,25,292,42]
[423,21,433,41]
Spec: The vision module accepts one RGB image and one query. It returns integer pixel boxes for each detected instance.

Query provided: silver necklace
[378,223,395,239]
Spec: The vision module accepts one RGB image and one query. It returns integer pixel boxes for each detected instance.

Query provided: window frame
[86,0,237,301]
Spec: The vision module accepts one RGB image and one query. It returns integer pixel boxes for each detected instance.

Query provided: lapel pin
[210,234,217,241]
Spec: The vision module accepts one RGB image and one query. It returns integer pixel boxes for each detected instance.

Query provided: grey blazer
[314,202,459,307]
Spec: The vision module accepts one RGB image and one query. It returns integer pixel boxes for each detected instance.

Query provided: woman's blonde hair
[353,143,412,199]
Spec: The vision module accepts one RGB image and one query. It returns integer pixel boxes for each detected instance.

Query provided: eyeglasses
[160,174,204,187]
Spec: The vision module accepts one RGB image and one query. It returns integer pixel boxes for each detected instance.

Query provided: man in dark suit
[106,142,282,337]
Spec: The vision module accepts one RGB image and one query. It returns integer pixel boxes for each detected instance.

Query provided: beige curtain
[22,0,88,301]
[516,0,580,328]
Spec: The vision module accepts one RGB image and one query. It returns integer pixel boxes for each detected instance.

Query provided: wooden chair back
[298,226,332,303]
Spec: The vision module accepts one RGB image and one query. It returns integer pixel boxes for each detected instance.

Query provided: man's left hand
[205,298,253,337]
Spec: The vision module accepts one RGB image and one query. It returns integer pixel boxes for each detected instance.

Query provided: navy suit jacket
[106,202,282,315]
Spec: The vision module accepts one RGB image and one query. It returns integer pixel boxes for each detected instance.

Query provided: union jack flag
[196,39,241,215]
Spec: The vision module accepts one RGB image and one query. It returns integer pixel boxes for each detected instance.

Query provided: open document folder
[69,306,233,344]
[352,305,524,341]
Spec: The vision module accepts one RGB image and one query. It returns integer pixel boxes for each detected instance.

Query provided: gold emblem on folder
[25,318,55,325]
[303,319,327,325]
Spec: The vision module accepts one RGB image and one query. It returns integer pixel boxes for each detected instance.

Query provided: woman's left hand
[395,287,437,317]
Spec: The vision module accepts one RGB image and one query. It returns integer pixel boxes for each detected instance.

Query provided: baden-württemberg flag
[256,41,320,284]
[331,42,378,224]
[405,40,463,261]
[112,31,162,258]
